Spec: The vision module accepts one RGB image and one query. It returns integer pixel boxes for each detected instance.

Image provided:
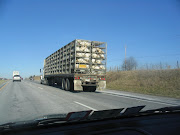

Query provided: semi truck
[41,39,107,92]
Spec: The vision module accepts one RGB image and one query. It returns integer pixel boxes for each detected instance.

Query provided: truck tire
[47,80,50,86]
[47,78,51,86]
[70,79,74,92]
[62,78,65,90]
[65,78,70,91]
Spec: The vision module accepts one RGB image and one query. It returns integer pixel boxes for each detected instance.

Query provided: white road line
[38,87,43,89]
[74,101,97,111]
[102,92,177,106]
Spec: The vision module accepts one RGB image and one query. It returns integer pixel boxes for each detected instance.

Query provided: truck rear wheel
[65,78,70,91]
[48,78,52,86]
[62,78,65,90]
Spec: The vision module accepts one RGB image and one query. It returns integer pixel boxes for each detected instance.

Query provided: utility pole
[177,61,179,69]
[125,45,127,70]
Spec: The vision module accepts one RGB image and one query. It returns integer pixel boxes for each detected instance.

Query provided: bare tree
[29,76,33,80]
[122,56,138,71]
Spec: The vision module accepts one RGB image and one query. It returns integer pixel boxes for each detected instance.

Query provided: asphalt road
[0,80,179,125]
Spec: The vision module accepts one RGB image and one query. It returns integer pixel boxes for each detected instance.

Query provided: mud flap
[74,80,83,91]
[97,81,106,90]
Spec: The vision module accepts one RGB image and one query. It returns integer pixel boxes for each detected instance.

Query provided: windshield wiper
[88,105,145,120]
[33,110,93,126]
[0,114,68,132]
[0,106,145,132]
[0,110,93,132]
[35,113,67,125]
[1,105,179,132]
[36,106,146,124]
[141,105,180,115]
[0,121,38,132]
[87,105,180,120]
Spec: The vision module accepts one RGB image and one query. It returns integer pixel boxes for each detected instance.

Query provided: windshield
[14,75,20,77]
[0,0,180,126]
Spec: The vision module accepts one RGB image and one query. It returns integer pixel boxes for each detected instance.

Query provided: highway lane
[0,80,179,125]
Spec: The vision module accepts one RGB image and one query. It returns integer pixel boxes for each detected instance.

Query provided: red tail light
[101,78,105,80]
[75,77,80,80]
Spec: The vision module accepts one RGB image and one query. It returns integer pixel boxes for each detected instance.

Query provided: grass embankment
[33,76,41,81]
[0,80,8,85]
[106,69,180,98]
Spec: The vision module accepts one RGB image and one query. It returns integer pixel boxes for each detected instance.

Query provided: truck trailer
[41,39,107,92]
[13,71,21,82]
[13,71,19,77]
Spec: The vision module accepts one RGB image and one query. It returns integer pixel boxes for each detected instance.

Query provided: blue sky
[0,0,180,78]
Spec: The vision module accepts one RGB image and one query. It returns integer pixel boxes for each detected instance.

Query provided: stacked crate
[75,40,106,75]
[44,39,106,75]
[44,41,75,75]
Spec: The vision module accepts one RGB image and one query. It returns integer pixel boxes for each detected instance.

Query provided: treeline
[108,56,180,71]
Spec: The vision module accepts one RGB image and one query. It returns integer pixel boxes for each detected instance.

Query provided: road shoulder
[98,89,180,106]
[0,81,10,90]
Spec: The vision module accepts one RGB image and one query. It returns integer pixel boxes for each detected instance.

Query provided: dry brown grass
[0,80,8,85]
[33,76,41,81]
[106,69,180,98]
